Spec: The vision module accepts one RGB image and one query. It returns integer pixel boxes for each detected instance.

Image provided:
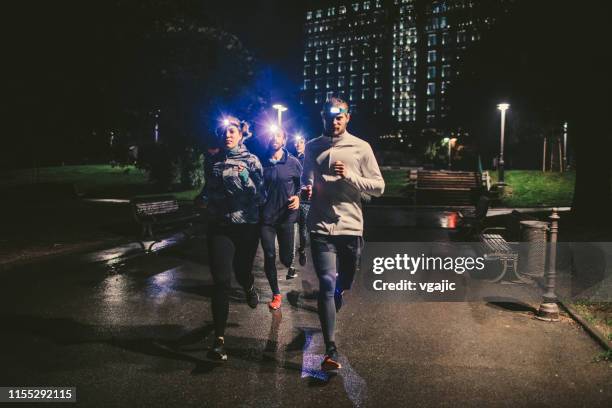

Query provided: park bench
[130,195,198,249]
[476,233,523,283]
[408,170,481,205]
[454,195,523,282]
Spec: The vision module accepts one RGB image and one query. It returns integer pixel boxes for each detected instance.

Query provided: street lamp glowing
[272,103,288,125]
[497,103,510,184]
[497,103,510,112]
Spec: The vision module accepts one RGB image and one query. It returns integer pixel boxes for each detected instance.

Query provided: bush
[136,144,205,191]
[136,143,181,190]
[179,148,205,189]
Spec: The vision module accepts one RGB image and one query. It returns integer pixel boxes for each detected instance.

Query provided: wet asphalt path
[0,207,610,407]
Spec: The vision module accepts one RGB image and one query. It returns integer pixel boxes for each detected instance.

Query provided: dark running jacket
[199,145,264,224]
[262,148,302,225]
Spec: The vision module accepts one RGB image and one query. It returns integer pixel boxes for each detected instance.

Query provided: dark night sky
[202,1,307,101]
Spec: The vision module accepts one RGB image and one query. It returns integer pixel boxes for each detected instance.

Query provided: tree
[446,0,611,225]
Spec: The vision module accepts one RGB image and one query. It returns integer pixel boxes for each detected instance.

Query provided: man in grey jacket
[301,97,385,371]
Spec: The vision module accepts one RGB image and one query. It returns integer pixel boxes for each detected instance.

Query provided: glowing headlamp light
[328,106,348,115]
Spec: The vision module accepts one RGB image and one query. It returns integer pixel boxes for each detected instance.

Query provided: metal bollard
[537,208,560,321]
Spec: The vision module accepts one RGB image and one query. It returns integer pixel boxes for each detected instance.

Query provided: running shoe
[334,288,344,312]
[298,249,307,266]
[268,294,282,310]
[321,342,341,371]
[245,285,259,309]
[286,267,298,280]
[208,337,228,361]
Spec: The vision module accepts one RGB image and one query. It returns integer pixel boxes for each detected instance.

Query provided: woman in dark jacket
[260,127,302,310]
[195,116,264,361]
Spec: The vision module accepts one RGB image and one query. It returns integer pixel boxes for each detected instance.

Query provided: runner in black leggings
[260,126,302,310]
[195,116,264,361]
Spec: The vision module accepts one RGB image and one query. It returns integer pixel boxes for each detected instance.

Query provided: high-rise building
[301,0,513,141]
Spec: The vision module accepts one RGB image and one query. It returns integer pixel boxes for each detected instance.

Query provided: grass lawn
[381,169,408,197]
[2,164,200,201]
[489,170,575,207]
[1,165,575,206]
[569,299,612,359]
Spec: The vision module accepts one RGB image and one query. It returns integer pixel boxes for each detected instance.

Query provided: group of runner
[195,97,385,370]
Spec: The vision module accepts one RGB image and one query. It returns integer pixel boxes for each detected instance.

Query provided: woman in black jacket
[260,127,302,310]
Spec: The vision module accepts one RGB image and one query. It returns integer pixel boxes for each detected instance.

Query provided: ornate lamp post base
[536,302,560,321]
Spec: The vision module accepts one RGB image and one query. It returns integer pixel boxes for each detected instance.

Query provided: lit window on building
[442,65,451,78]
[352,3,359,12]
[441,81,449,94]
[327,7,335,17]
[428,34,437,46]
[362,73,370,85]
[427,99,435,112]
[364,1,371,10]
[440,16,447,28]
[350,74,358,86]
[427,82,436,96]
[428,50,437,63]
[303,79,310,90]
[327,91,334,100]
[349,90,355,101]
[374,87,382,99]
[338,76,346,87]
[316,9,322,18]
[427,66,436,79]
[362,88,370,100]
[326,79,331,89]
[457,30,466,43]
[340,5,347,14]
[338,47,346,58]
[350,60,357,71]
[338,62,347,73]
[326,63,334,74]
[307,11,313,20]
[315,64,322,75]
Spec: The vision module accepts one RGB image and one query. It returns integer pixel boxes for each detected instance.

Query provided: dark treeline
[4,0,276,169]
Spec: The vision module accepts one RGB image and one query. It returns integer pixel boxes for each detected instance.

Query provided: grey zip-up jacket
[301,131,385,236]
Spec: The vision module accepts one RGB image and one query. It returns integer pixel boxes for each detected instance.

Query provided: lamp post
[443,137,450,168]
[272,103,288,126]
[563,122,568,171]
[443,137,457,169]
[537,208,560,321]
[497,103,509,184]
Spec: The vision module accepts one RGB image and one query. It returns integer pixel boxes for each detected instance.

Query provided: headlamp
[328,106,348,115]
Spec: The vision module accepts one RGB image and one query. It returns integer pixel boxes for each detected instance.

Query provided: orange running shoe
[268,294,282,310]
[321,343,341,371]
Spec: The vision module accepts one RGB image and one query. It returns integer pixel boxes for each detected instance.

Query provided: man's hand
[301,185,313,200]
[288,195,300,210]
[332,161,348,178]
